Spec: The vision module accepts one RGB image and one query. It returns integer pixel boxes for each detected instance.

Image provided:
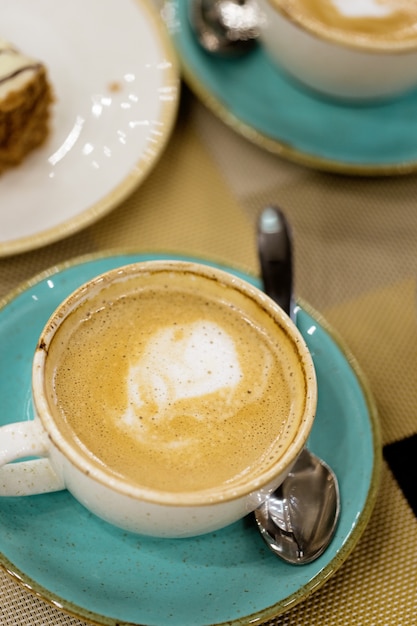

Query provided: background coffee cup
[256,0,417,101]
[0,260,317,538]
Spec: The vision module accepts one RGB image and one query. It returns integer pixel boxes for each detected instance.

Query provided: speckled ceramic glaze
[0,252,381,626]
[168,0,417,175]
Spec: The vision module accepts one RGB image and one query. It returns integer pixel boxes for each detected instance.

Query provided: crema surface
[45,268,306,494]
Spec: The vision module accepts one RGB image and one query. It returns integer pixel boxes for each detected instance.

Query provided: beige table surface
[1,46,417,625]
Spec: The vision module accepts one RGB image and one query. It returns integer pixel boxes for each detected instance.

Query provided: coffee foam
[279,0,417,47]
[45,267,306,494]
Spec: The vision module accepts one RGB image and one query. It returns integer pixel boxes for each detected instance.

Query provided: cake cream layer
[0,38,41,103]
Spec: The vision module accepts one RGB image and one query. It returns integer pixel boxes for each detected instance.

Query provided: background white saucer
[0,0,179,257]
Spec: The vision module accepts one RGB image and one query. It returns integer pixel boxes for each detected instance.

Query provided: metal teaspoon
[254,206,340,565]
[189,0,260,57]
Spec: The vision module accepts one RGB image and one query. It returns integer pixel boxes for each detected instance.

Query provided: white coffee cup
[257,0,417,101]
[0,261,317,538]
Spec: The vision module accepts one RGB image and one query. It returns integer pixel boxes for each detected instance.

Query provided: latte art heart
[125,321,241,414]
[120,320,273,447]
[122,321,241,422]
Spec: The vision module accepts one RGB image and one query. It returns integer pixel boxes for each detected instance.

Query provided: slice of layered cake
[0,38,53,174]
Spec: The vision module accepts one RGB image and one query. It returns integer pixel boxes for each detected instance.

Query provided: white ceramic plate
[0,0,179,257]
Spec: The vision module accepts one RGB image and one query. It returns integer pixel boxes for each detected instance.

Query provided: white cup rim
[32,260,317,507]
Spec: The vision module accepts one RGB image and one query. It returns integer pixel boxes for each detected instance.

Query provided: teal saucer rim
[180,61,417,177]
[0,249,382,626]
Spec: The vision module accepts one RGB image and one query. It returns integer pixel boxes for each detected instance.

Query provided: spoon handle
[257,206,295,321]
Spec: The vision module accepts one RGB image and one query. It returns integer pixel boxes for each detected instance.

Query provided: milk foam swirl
[332,0,403,19]
[120,320,272,448]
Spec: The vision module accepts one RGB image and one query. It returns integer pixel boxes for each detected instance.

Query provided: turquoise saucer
[169,0,417,175]
[0,252,381,626]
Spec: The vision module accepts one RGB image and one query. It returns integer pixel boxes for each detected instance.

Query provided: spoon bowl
[189,0,260,57]
[255,449,340,564]
[256,206,340,564]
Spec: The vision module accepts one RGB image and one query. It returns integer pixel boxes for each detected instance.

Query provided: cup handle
[0,420,65,496]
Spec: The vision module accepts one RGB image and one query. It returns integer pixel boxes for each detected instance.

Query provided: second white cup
[257,0,417,101]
